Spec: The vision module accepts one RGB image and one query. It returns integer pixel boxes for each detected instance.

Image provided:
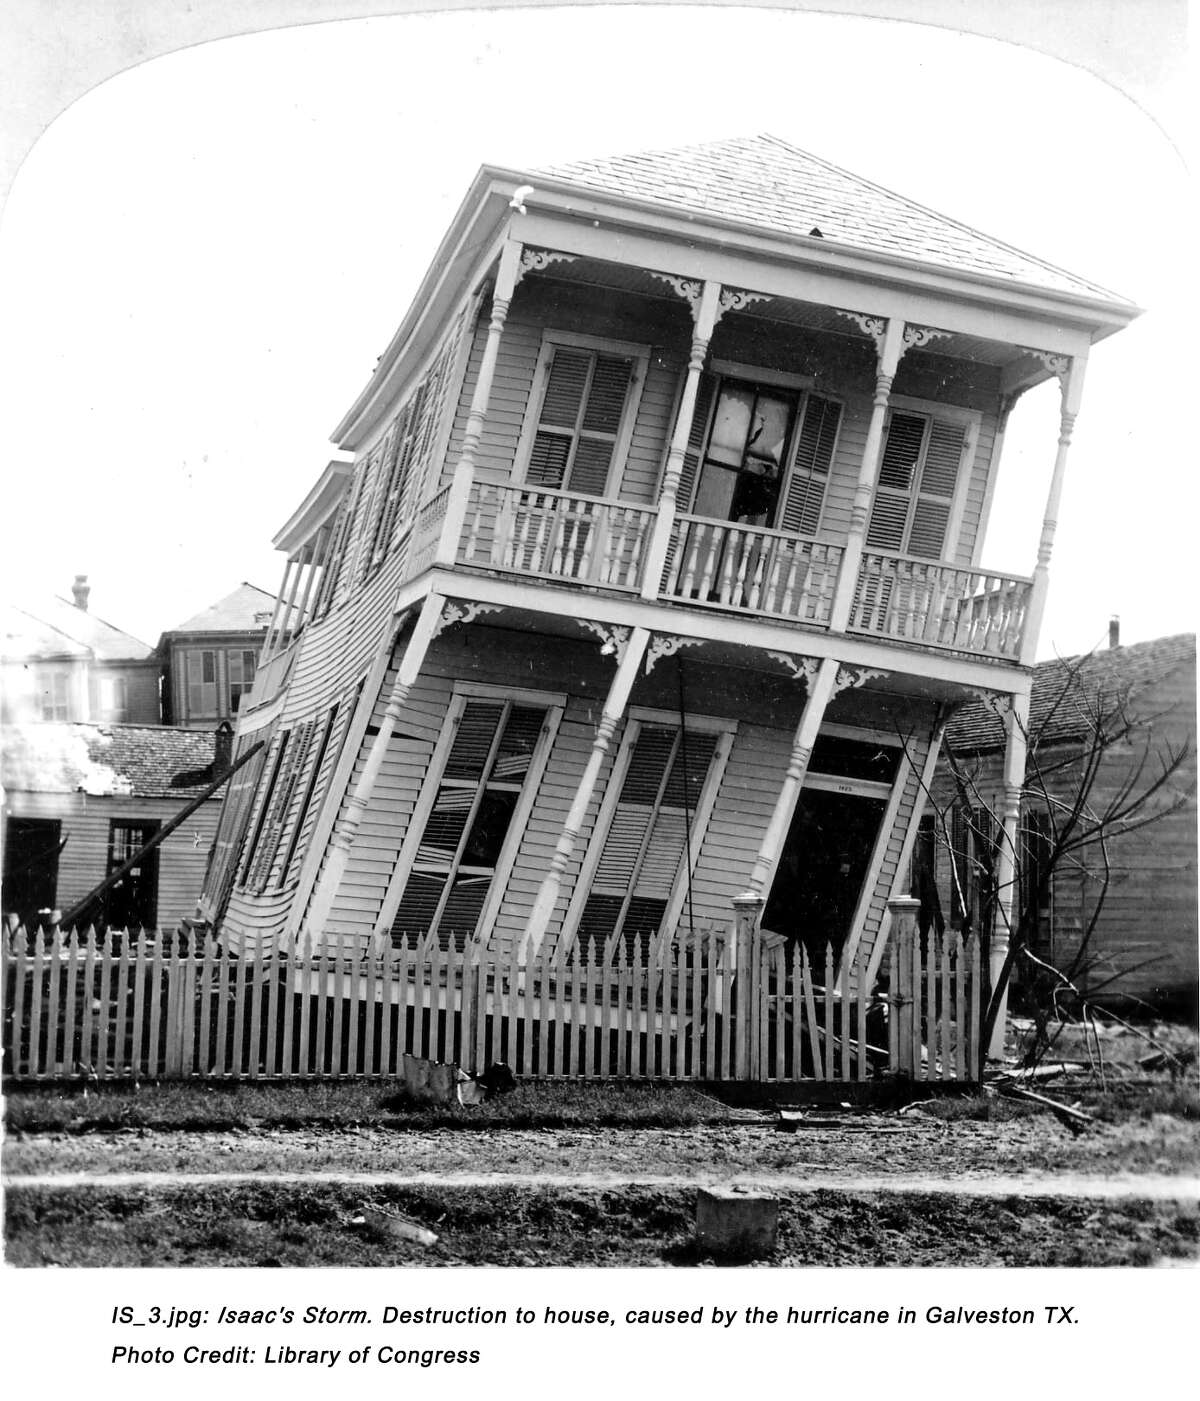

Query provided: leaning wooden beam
[57,740,265,929]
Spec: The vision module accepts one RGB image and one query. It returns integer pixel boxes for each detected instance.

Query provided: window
[678,370,842,533]
[866,404,976,559]
[186,649,218,718]
[227,649,259,713]
[203,736,269,920]
[97,675,128,720]
[388,696,554,950]
[42,672,70,721]
[569,718,730,965]
[105,820,160,930]
[520,335,647,497]
[277,703,339,888]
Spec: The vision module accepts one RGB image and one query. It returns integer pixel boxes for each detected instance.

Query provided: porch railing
[458,480,655,591]
[848,552,1032,659]
[662,515,843,625]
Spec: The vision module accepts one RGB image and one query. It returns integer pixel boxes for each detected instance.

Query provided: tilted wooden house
[198,136,1138,1044]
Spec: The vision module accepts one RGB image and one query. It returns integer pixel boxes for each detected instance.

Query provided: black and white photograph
[0,0,1196,1379]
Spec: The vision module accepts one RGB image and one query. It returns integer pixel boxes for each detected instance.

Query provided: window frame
[372,681,566,949]
[866,394,980,562]
[513,330,651,499]
[560,707,736,962]
[676,362,844,538]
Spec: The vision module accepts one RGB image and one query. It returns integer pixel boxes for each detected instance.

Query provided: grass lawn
[4,1078,737,1134]
[6,1180,1197,1267]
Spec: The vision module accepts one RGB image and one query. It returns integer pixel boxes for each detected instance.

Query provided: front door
[764,789,886,971]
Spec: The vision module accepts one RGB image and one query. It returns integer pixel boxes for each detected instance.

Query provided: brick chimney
[1109,615,1120,649]
[71,574,90,611]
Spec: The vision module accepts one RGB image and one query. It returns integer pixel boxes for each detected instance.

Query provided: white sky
[0,6,1193,659]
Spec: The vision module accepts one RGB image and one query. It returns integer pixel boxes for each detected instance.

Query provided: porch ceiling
[526,256,1043,374]
[459,610,1002,707]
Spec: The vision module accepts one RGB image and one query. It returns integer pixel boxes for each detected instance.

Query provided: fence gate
[2,899,983,1084]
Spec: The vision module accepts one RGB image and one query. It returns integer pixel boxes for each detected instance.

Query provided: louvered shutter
[907,418,966,559]
[867,411,967,559]
[250,721,316,892]
[577,727,719,964]
[675,372,717,511]
[867,412,925,551]
[780,394,841,534]
[527,347,634,496]
[204,739,268,919]
[391,700,546,950]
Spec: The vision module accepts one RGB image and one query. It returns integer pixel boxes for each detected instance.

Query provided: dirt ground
[7,1107,1200,1183]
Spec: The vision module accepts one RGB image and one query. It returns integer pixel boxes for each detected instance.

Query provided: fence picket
[939,932,952,1081]
[45,931,65,1077]
[61,934,81,1077]
[925,929,937,1080]
[315,942,330,1076]
[909,922,922,1080]
[839,941,850,1081]
[505,942,520,1070]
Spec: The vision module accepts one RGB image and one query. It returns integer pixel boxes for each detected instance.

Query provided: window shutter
[391,699,547,950]
[867,411,967,559]
[908,418,966,559]
[780,394,841,534]
[527,347,634,497]
[675,372,717,511]
[867,411,925,551]
[576,726,719,963]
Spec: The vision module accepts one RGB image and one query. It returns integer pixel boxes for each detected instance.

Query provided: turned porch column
[746,656,841,898]
[301,590,448,940]
[987,689,1030,1059]
[1019,353,1089,665]
[828,317,907,632]
[639,279,722,600]
[521,625,651,960]
[434,237,523,568]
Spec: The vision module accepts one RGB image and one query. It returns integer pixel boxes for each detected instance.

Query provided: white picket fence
[1,901,984,1084]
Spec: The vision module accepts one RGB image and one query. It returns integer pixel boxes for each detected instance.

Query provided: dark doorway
[105,820,160,930]
[3,817,63,925]
[764,788,886,969]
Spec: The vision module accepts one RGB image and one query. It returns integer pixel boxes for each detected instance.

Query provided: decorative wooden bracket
[833,308,887,352]
[575,620,632,664]
[431,599,503,640]
[1021,347,1072,384]
[645,634,704,674]
[833,665,888,695]
[903,324,952,352]
[766,651,822,686]
[515,247,578,286]
[647,271,703,310]
[717,286,771,318]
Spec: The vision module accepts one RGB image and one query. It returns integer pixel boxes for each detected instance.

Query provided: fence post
[887,897,919,1079]
[732,892,764,1080]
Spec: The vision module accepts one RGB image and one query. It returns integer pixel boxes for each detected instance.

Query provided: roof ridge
[50,595,152,650]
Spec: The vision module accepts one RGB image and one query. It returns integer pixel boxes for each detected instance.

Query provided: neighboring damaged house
[199,132,1138,1052]
[926,633,1197,1015]
[1,576,159,726]
[157,583,277,729]
[1,723,227,932]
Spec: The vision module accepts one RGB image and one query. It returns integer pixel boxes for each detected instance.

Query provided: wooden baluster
[695,524,720,598]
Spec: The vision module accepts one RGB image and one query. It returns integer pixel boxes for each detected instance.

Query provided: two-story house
[199,136,1137,1053]
[1,577,160,726]
[157,583,277,729]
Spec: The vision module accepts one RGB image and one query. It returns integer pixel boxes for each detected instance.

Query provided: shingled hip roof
[536,134,1128,304]
[2,723,221,798]
[947,634,1196,753]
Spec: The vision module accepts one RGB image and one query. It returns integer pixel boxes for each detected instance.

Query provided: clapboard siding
[3,791,221,932]
[930,652,1197,1009]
